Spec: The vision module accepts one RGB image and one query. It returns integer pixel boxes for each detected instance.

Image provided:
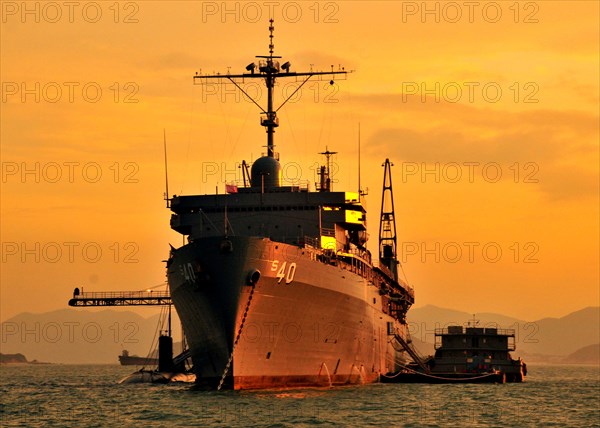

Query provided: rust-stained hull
[168,236,407,390]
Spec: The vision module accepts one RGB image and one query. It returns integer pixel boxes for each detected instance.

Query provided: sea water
[1,364,598,427]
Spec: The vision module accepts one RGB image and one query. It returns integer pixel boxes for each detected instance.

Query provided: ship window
[266,352,271,359]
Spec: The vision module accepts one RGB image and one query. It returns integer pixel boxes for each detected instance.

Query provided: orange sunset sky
[1,1,598,322]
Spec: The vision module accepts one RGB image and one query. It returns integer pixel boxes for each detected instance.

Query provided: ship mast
[261,19,278,157]
[317,147,337,192]
[193,19,351,160]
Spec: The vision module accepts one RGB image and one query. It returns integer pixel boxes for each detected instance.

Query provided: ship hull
[167,236,406,390]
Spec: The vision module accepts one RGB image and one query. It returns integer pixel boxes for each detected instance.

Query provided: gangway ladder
[393,332,430,373]
[172,349,191,367]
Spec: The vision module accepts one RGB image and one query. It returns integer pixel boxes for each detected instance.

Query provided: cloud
[353,94,598,201]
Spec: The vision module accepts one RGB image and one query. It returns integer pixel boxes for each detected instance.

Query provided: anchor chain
[217,284,255,391]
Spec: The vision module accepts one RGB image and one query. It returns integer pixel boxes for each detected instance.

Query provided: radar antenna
[317,147,337,192]
[163,129,170,208]
[193,19,352,160]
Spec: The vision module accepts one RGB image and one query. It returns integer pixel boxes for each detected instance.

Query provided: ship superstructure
[166,21,415,389]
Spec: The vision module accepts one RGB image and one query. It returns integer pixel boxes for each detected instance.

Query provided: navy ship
[166,21,415,390]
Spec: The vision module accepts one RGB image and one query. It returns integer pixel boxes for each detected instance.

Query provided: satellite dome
[251,156,282,188]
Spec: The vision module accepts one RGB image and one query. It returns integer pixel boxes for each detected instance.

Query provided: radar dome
[251,156,282,188]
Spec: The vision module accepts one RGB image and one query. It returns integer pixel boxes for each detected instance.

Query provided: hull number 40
[271,260,296,284]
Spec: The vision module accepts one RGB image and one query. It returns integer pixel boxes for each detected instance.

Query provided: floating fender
[247,269,261,285]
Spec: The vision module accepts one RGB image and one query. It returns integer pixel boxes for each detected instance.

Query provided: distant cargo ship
[118,350,158,366]
[166,20,415,390]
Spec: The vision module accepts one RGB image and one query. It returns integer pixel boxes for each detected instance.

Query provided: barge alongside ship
[165,21,415,390]
[382,324,527,383]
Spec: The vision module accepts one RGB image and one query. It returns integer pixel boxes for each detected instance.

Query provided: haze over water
[1,365,598,427]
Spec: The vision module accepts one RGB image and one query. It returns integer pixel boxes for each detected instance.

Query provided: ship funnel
[251,156,282,189]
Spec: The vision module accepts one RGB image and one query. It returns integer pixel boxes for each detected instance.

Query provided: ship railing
[68,290,172,306]
[320,228,335,237]
[283,179,310,191]
[302,234,413,296]
[371,260,415,298]
[225,178,310,191]
[303,236,321,249]
[260,151,280,160]
[435,327,516,336]
[372,259,394,281]
[225,179,250,189]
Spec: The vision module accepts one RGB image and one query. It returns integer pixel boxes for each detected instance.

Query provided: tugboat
[165,20,415,390]
[382,321,527,383]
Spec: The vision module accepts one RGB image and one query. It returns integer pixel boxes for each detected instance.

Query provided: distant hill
[0,353,28,364]
[1,308,183,364]
[407,305,599,360]
[411,337,434,357]
[561,344,600,365]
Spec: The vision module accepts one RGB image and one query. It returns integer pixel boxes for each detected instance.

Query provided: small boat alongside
[118,335,195,384]
[118,369,196,384]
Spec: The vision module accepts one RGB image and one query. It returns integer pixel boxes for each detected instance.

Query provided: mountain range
[1,305,597,364]
[1,308,183,364]
[407,305,599,364]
